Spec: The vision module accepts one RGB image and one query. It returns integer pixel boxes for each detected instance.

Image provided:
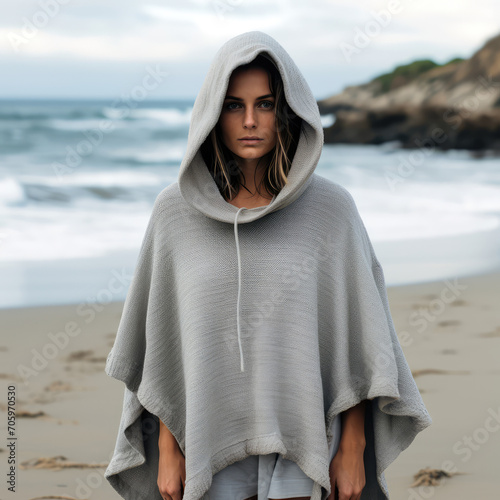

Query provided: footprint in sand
[66,350,106,363]
[410,303,431,310]
[66,350,94,361]
[421,293,439,300]
[412,368,470,377]
[477,326,500,338]
[0,373,23,382]
[437,319,461,328]
[44,380,73,392]
[29,381,72,404]
[440,348,457,355]
[17,410,47,418]
[20,455,108,471]
[450,299,468,306]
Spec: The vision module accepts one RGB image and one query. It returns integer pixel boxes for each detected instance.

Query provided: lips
[238,137,263,142]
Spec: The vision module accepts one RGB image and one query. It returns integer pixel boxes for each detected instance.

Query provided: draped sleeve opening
[104,194,187,499]
[320,191,432,499]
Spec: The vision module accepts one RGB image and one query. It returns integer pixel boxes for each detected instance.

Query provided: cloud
[0,0,498,98]
[1,29,191,61]
[141,2,290,38]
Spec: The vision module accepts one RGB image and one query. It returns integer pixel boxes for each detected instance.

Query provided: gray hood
[177,31,324,371]
[177,30,324,223]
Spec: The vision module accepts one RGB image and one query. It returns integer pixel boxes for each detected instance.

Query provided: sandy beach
[1,268,499,500]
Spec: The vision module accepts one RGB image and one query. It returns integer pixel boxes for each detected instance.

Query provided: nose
[243,106,257,129]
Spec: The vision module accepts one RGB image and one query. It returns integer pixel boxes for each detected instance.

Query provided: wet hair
[200,53,303,202]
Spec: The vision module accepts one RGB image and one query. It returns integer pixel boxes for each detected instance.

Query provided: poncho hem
[186,433,332,500]
[106,347,334,500]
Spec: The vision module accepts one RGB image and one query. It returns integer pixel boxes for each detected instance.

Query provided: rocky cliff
[319,33,500,151]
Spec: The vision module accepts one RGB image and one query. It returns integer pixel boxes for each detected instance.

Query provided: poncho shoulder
[104,30,432,500]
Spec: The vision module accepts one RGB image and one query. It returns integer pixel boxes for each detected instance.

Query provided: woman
[104,31,432,500]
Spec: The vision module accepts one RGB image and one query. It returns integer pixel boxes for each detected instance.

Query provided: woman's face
[218,67,277,163]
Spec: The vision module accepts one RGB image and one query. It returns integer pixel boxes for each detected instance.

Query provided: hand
[327,446,366,500]
[157,445,186,500]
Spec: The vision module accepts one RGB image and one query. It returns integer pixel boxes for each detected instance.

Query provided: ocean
[1,99,500,308]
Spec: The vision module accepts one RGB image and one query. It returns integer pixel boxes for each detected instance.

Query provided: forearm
[339,399,367,452]
[158,418,180,452]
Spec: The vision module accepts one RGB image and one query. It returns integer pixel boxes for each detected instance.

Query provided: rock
[319,33,500,151]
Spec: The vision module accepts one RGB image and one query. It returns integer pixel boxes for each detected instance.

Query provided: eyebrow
[224,94,274,101]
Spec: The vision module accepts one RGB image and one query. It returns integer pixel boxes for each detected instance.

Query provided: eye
[260,100,274,109]
[225,102,241,110]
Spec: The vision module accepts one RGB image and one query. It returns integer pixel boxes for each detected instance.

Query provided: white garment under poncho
[104,30,432,500]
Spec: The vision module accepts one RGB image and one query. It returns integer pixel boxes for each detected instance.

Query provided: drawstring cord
[234,207,246,372]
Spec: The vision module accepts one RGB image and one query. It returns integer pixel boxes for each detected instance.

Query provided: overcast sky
[1,0,499,101]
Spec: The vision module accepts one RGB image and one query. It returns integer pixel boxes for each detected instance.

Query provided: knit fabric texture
[104,31,432,500]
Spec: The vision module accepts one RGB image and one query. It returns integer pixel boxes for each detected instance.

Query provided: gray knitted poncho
[104,31,432,500]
